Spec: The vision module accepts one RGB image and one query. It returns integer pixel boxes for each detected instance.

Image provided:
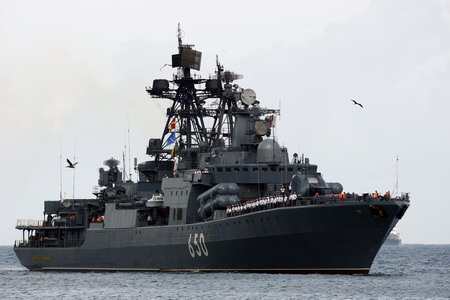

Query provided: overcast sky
[1,0,449,245]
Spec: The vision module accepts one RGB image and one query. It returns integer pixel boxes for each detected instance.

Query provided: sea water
[1,244,449,299]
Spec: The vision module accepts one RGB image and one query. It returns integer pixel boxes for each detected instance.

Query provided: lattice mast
[207,59,243,148]
[147,24,208,158]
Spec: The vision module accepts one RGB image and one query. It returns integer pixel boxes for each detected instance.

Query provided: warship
[14,26,410,274]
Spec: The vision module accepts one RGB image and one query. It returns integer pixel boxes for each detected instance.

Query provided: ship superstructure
[14,26,410,274]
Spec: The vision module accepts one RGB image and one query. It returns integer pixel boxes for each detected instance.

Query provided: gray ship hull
[14,200,406,274]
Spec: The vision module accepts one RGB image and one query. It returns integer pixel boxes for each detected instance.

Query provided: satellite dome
[257,139,282,163]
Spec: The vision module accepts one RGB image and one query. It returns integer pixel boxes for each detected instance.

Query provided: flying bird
[66,159,78,168]
[351,99,363,108]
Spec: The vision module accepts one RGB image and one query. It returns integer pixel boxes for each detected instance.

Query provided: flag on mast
[165,132,176,146]
[269,115,276,128]
[171,141,179,158]
[169,117,176,131]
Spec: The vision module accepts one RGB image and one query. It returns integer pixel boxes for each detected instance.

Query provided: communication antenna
[122,150,127,181]
[127,114,132,181]
[72,140,76,199]
[59,140,63,201]
[392,155,399,197]
[177,22,185,48]
[278,99,281,121]
[275,99,282,141]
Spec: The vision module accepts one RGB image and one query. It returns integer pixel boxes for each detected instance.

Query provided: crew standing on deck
[314,192,320,204]
[147,215,152,225]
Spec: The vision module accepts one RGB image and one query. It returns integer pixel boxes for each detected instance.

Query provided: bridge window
[307,177,319,184]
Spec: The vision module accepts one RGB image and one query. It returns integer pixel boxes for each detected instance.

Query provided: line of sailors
[226,191,393,217]
[374,190,391,200]
[332,191,391,200]
[227,194,298,217]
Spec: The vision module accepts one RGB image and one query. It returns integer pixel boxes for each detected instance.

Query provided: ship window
[225,168,231,172]
[280,167,285,171]
[288,167,293,171]
[307,177,319,184]
[243,167,248,172]
[253,167,258,172]
[217,168,223,172]
[176,191,178,196]
[234,168,240,172]
[177,208,183,220]
[172,209,176,220]
[262,168,268,172]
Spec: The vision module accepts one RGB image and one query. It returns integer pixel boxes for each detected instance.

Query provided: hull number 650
[188,233,208,257]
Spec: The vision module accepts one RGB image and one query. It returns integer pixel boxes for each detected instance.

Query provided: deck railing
[14,238,84,248]
[16,219,44,227]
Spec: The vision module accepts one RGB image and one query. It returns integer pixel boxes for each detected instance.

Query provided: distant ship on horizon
[384,227,402,246]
